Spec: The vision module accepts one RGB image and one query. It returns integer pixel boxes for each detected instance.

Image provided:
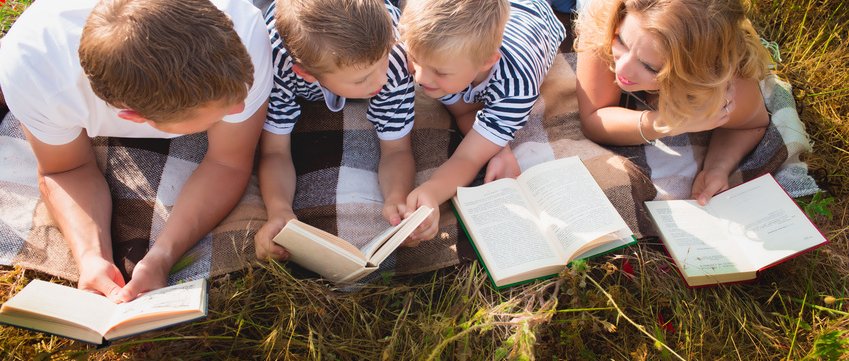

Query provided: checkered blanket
[0,52,815,285]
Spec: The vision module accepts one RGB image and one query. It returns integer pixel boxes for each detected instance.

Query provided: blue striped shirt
[440,0,566,146]
[263,0,415,140]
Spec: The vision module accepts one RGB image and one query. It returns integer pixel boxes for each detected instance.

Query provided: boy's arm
[255,130,298,260]
[693,78,770,205]
[406,130,503,242]
[20,126,126,300]
[378,135,415,227]
[118,102,266,302]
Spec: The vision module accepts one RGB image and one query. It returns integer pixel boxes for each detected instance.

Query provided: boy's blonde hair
[400,0,511,65]
[274,0,394,76]
[79,0,254,123]
[576,0,771,129]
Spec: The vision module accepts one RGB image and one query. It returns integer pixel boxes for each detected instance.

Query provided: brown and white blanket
[0,52,816,285]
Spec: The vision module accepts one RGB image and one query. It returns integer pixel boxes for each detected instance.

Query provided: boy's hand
[691,168,730,206]
[382,197,408,226]
[484,146,521,183]
[77,254,126,302]
[116,248,172,303]
[403,185,440,246]
[254,212,297,260]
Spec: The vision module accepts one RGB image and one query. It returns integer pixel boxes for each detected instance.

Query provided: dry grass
[1,0,848,359]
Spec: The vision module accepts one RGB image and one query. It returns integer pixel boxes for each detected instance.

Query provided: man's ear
[292,63,318,83]
[117,109,148,124]
[479,52,501,71]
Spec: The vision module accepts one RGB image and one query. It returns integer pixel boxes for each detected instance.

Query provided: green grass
[1,0,848,359]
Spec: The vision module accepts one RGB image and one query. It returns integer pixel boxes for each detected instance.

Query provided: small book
[645,174,828,287]
[273,205,434,283]
[452,156,636,289]
[0,278,208,345]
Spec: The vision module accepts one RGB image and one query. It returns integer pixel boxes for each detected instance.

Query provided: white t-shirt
[0,0,273,145]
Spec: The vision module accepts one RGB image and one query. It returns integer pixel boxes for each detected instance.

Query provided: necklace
[624,90,657,112]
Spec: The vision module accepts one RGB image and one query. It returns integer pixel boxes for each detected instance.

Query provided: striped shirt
[440,0,566,146]
[263,0,415,140]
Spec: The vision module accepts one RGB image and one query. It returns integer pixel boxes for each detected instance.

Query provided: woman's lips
[617,75,636,86]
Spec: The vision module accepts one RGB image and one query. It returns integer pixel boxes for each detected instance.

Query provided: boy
[253,0,418,260]
[0,0,273,302]
[399,0,566,241]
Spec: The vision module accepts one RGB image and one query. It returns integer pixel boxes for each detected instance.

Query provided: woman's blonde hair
[399,0,510,65]
[80,0,253,123]
[576,0,771,129]
[275,0,394,76]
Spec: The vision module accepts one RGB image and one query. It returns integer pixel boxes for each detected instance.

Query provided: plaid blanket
[0,52,815,285]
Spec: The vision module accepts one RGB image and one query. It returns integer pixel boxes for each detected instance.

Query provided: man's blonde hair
[79,0,254,123]
[275,0,394,75]
[576,0,771,129]
[400,0,511,65]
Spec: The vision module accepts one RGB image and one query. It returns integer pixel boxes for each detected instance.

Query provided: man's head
[399,0,509,98]
[275,0,394,99]
[79,0,253,129]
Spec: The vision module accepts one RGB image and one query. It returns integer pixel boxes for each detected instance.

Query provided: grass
[1,0,848,359]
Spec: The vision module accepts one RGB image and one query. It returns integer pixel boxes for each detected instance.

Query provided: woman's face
[611,13,665,92]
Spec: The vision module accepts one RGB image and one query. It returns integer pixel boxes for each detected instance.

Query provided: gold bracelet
[637,110,655,145]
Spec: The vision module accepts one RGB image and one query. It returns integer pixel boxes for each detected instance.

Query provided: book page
[705,175,828,269]
[645,201,754,282]
[273,221,367,282]
[0,280,115,337]
[368,206,433,266]
[104,279,206,340]
[517,157,631,259]
[455,179,565,283]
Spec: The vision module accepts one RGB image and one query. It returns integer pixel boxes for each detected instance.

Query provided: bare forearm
[258,153,297,218]
[703,127,767,175]
[580,107,664,146]
[38,162,113,261]
[152,160,253,265]
[378,147,415,204]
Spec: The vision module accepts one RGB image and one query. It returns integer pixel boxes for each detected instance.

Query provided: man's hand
[115,249,172,302]
[77,254,126,302]
[255,212,297,260]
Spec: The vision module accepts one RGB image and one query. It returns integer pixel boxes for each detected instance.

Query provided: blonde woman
[575,0,772,205]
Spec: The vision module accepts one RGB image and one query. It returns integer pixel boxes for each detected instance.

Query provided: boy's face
[407,51,486,99]
[141,99,246,135]
[315,56,390,99]
[611,13,664,93]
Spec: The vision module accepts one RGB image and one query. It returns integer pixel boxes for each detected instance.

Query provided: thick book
[452,156,636,289]
[273,205,433,283]
[0,278,207,345]
[645,174,828,287]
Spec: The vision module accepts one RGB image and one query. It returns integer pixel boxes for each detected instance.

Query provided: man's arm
[118,102,266,301]
[254,130,297,260]
[378,135,415,226]
[20,126,126,299]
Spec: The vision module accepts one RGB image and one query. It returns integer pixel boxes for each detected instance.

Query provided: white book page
[706,175,827,268]
[518,157,630,259]
[368,206,433,265]
[645,200,754,279]
[273,221,367,282]
[0,280,115,335]
[455,179,565,283]
[104,279,206,339]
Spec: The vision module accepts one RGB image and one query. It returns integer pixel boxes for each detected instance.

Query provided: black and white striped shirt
[441,0,566,146]
[263,0,415,140]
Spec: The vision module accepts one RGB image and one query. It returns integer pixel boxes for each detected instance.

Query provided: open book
[273,205,433,283]
[0,278,207,345]
[452,156,635,289]
[645,174,828,287]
